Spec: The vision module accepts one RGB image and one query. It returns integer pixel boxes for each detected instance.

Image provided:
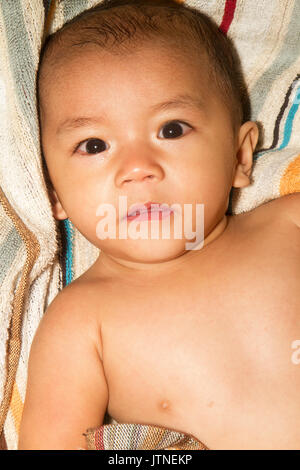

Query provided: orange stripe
[280,154,300,196]
[10,382,23,434]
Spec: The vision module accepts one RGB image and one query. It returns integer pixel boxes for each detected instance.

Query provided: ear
[232,121,259,188]
[49,188,68,220]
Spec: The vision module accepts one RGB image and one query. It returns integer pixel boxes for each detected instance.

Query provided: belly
[103,286,300,449]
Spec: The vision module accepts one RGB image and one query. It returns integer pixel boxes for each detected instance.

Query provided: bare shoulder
[39,280,104,357]
[239,193,300,228]
[264,193,300,227]
[19,279,108,450]
[48,278,101,330]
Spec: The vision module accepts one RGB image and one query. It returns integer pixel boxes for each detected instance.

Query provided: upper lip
[127,201,171,217]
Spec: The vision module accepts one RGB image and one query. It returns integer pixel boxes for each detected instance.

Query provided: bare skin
[18,41,300,449]
[19,194,300,450]
[76,195,300,450]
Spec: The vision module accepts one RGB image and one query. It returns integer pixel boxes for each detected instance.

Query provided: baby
[19,0,300,450]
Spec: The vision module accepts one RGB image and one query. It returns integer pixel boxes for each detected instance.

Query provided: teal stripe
[229,81,300,213]
[250,0,300,120]
[255,83,300,160]
[0,0,40,145]
[278,85,300,150]
[63,0,89,23]
[63,219,75,285]
[0,227,22,284]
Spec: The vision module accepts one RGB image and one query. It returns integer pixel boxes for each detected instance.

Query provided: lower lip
[127,209,173,221]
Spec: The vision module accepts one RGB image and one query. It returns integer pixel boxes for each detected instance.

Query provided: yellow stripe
[280,154,300,196]
[10,382,24,434]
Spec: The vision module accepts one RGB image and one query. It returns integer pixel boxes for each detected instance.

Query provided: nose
[114,146,165,187]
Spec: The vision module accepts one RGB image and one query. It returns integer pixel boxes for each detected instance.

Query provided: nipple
[159,399,171,411]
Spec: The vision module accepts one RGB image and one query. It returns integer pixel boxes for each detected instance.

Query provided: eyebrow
[149,94,205,113]
[56,93,205,135]
[56,117,107,135]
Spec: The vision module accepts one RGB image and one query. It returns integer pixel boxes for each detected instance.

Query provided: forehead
[39,41,211,115]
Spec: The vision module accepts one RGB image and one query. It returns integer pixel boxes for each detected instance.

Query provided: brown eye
[77,138,107,154]
[159,121,191,139]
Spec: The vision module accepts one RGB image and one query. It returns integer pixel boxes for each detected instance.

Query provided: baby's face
[40,43,246,264]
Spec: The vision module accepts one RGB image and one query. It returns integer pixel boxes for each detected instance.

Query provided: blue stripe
[278,85,300,150]
[255,83,300,161]
[62,219,75,285]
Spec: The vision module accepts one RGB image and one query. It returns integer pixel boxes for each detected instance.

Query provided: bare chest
[99,215,300,449]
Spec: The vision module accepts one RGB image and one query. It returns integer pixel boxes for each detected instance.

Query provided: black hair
[38,0,250,131]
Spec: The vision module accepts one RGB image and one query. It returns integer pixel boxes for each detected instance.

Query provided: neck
[94,214,229,279]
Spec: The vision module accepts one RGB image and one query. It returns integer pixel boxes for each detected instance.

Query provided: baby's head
[38,0,259,265]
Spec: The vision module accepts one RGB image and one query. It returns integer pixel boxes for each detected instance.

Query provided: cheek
[176,147,235,209]
[48,164,96,219]
[66,182,101,219]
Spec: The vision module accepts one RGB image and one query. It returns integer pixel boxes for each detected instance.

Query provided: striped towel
[84,423,209,450]
[0,0,299,450]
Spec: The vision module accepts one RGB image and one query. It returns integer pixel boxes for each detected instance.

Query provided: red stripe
[219,0,237,34]
[95,426,105,449]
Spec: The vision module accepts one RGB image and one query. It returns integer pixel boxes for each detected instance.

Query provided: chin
[106,238,190,264]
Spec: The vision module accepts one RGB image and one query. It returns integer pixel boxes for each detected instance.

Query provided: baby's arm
[18,285,108,450]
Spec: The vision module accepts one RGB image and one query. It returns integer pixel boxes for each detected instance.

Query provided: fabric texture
[0,0,299,450]
[84,423,209,450]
